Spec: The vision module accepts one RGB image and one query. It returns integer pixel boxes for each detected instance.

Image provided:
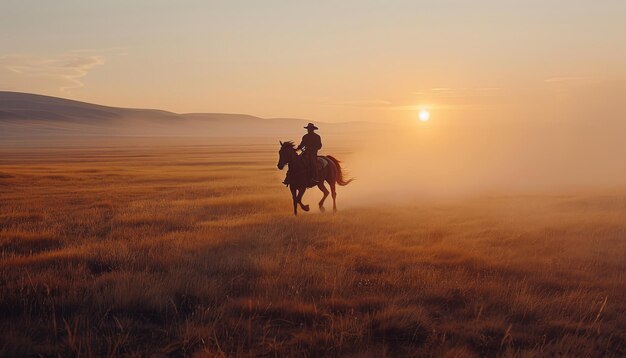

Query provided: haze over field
[3,90,626,206]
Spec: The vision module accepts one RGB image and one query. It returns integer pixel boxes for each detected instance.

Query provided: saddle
[306,157,329,187]
[315,156,330,170]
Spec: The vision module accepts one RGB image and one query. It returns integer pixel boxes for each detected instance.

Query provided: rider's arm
[296,136,306,150]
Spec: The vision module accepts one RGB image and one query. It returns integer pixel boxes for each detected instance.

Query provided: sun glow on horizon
[419,109,430,122]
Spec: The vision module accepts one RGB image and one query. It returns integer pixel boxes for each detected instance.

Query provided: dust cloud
[339,118,626,207]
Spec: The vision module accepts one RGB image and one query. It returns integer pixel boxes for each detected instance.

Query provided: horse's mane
[282,141,296,149]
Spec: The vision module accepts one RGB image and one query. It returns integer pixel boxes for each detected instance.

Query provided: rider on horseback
[283,123,322,186]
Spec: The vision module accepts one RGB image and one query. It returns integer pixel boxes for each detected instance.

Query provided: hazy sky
[1,0,625,123]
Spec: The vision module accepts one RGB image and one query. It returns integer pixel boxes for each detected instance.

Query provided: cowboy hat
[304,123,318,130]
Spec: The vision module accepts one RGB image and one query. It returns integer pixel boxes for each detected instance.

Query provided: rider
[299,123,322,183]
[283,123,322,185]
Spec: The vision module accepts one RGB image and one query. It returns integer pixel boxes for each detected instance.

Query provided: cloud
[329,99,393,108]
[413,87,502,98]
[306,87,504,113]
[543,76,596,84]
[395,87,504,110]
[0,49,123,93]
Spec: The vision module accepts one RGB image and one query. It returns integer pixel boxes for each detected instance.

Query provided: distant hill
[0,91,381,138]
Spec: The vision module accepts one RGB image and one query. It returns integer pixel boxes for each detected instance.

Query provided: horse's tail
[326,155,355,186]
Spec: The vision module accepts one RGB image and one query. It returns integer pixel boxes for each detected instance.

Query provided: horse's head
[277,141,296,170]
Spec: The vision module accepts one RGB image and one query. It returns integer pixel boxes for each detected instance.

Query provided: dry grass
[1,143,625,357]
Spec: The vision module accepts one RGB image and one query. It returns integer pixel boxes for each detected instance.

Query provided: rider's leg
[310,151,319,182]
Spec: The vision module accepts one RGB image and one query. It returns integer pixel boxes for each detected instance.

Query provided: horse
[277,141,354,215]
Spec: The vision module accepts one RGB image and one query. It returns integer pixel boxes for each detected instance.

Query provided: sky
[1,0,625,124]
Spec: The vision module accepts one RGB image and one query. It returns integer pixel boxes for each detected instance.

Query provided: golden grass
[0,143,625,356]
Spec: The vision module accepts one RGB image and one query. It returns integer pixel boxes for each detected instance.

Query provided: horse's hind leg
[317,182,329,212]
[330,181,337,213]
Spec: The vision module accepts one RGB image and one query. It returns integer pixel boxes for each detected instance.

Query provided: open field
[1,143,625,357]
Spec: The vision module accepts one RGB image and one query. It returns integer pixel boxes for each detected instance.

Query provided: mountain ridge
[0,91,380,138]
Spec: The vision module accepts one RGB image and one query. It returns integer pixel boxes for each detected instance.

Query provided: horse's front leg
[290,186,298,216]
[297,188,310,212]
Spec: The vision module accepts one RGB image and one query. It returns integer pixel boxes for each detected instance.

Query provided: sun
[419,109,430,122]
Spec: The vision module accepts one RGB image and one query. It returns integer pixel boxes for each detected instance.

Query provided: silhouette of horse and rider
[277,123,353,215]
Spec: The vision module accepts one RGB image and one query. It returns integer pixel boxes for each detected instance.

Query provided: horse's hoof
[319,205,325,212]
[302,205,310,212]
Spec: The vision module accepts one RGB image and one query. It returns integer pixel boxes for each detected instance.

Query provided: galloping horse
[277,141,354,215]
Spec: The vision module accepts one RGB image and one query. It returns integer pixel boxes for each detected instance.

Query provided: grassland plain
[0,142,625,357]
